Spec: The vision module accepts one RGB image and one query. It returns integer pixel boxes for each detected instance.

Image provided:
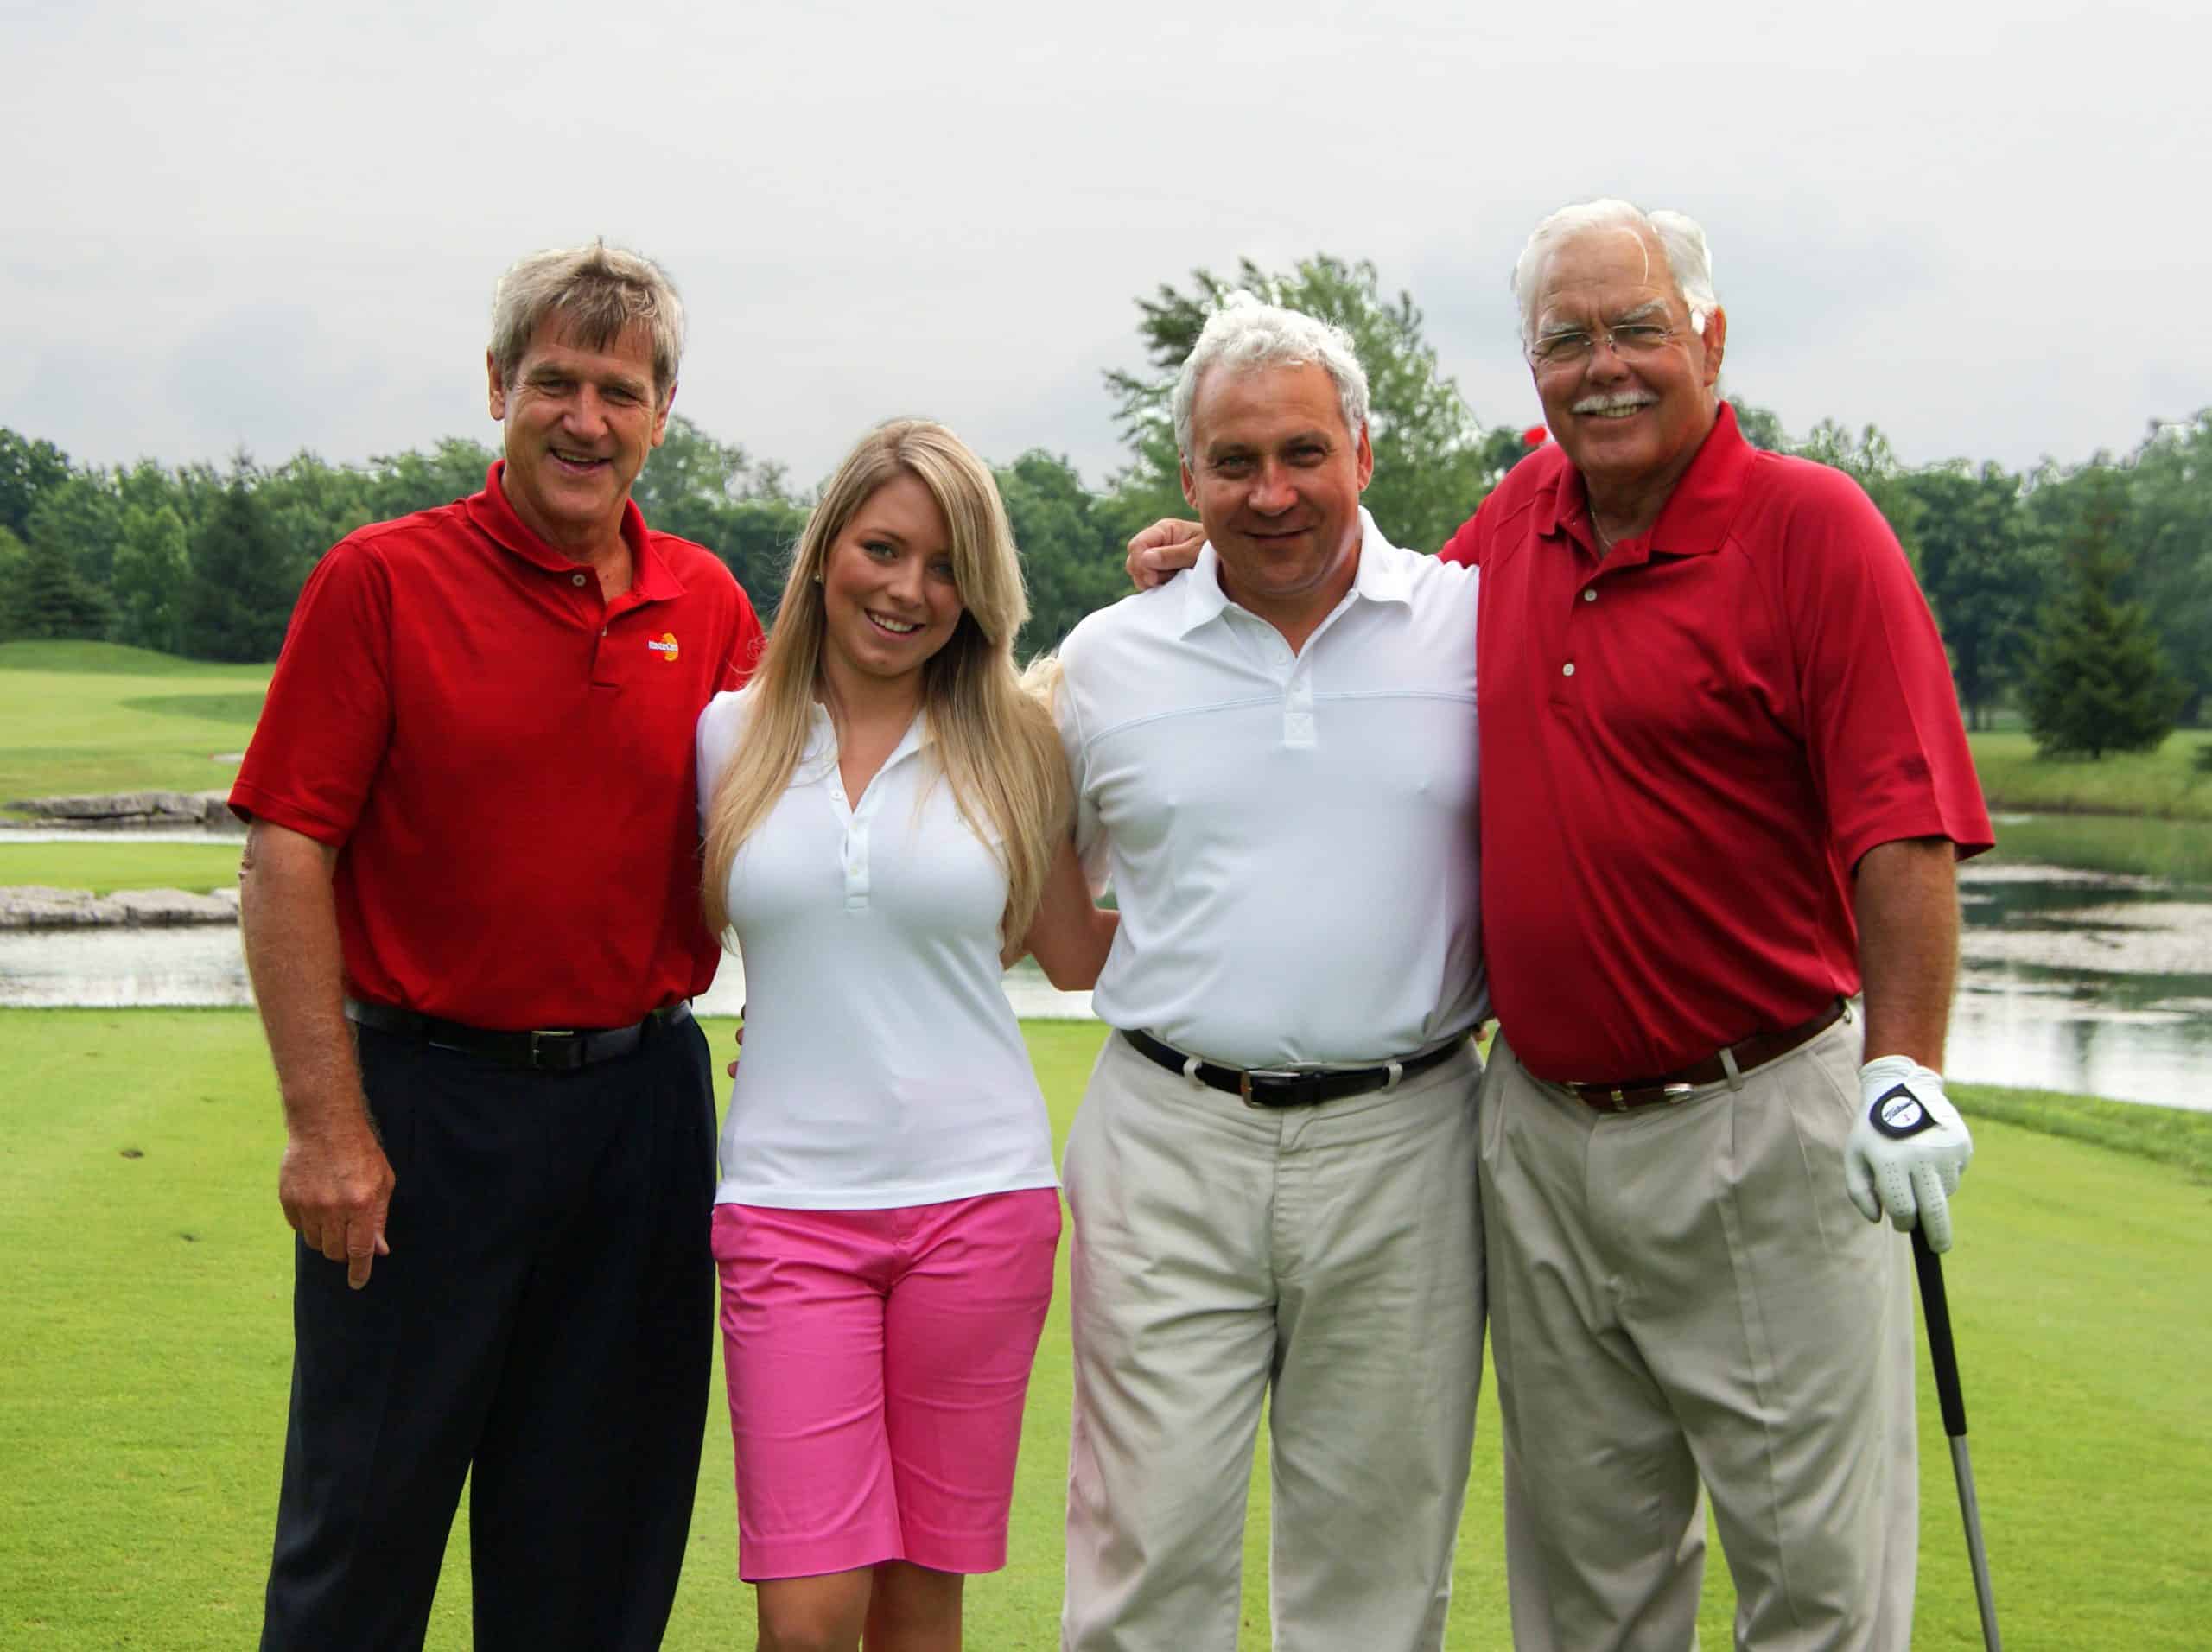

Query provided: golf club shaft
[1912,1228,2002,1652]
[1948,1435,2001,1651]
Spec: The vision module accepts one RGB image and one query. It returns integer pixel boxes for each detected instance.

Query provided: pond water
[3,814,2204,1110]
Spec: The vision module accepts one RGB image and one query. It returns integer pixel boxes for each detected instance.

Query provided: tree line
[3,256,2206,759]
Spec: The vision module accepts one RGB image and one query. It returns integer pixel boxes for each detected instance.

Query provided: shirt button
[571,573,587,588]
[1583,588,1597,602]
[1562,662,1576,677]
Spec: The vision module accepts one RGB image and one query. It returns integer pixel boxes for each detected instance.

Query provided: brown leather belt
[1563,999,1847,1112]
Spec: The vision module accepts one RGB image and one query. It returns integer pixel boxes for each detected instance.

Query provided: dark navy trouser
[259,1013,717,1652]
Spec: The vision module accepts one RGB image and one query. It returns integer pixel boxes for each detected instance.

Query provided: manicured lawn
[0,841,245,896]
[3,1012,2206,1647]
[14,641,2212,836]
[1969,729,2212,822]
[0,641,267,806]
[1979,808,2212,883]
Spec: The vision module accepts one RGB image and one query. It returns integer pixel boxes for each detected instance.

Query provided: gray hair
[1172,292,1370,460]
[489,240,685,401]
[1510,200,1719,346]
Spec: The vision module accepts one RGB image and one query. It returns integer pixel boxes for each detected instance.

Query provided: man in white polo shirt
[1052,295,1485,1652]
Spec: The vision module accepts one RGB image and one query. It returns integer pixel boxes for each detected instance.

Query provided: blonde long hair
[701,419,1070,944]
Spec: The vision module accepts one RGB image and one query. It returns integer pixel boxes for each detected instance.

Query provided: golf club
[1912,1225,2002,1652]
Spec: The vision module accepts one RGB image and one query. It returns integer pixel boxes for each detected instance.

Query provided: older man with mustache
[1133,201,1992,1649]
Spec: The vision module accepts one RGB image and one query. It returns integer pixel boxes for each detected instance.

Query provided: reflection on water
[0,926,1092,1021]
[0,826,245,846]
[0,924,252,1007]
[3,811,2203,1110]
[1949,813,2212,1109]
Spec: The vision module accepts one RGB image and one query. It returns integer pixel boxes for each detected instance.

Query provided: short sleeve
[228,539,393,846]
[1782,473,1993,869]
[1052,634,1109,896]
[695,688,753,838]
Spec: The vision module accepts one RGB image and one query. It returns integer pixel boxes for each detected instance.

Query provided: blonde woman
[696,419,1114,1652]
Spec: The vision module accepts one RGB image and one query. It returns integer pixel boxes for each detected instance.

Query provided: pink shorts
[712,1188,1062,1581]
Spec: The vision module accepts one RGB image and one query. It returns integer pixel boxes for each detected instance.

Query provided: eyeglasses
[1527,321,1681,371]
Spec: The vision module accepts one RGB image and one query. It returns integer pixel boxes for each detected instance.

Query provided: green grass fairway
[0,840,245,895]
[3,1013,2206,1647]
[1969,729,2212,822]
[0,641,268,805]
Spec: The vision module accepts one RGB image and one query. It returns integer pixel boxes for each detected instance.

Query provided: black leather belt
[343,997,694,1073]
[1120,1027,1467,1109]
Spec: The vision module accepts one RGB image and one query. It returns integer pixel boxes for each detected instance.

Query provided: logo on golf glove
[1872,1082,1936,1139]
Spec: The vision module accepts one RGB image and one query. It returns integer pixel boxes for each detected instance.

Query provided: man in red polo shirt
[1437,200,1988,1650]
[231,241,763,1651]
[1128,201,1990,1648]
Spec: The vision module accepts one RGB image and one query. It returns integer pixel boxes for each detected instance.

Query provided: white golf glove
[1845,1056,1974,1253]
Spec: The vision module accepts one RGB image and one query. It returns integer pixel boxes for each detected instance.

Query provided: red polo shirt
[232,465,766,1030]
[1440,404,1991,1083]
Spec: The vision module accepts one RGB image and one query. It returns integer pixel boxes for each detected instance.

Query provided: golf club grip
[1912,1228,1969,1438]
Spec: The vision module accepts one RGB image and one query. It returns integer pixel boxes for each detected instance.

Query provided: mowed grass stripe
[0,641,269,806]
[3,1012,2209,1647]
[0,842,246,896]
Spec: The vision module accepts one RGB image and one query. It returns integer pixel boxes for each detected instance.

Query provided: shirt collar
[1176,507,1408,638]
[463,461,685,600]
[1534,401,1755,562]
[804,698,932,768]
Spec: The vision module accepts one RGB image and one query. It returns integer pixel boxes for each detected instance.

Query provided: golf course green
[5,641,2209,1646]
[3,1011,2207,1648]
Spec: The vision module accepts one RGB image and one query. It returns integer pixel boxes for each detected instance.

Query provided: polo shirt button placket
[1283,664,1316,749]
[843,820,871,912]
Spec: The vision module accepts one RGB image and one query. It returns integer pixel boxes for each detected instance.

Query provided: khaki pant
[1061,1032,1485,1652]
[1480,1014,1917,1651]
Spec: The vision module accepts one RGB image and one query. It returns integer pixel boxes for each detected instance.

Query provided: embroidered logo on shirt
[647,632,680,664]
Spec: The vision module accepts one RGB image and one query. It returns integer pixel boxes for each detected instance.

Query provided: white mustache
[1572,391,1657,415]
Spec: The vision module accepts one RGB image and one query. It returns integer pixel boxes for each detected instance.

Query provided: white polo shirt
[695,688,1058,1209]
[1055,510,1485,1071]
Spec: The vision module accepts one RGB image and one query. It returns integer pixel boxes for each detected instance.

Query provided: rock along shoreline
[2,792,245,929]
[0,886,241,930]
[4,790,239,829]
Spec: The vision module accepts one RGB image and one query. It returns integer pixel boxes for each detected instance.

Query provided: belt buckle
[1600,1081,1697,1112]
[529,1029,582,1071]
[1238,1067,1303,1109]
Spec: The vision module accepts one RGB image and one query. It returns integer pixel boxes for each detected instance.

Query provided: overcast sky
[5,0,2205,499]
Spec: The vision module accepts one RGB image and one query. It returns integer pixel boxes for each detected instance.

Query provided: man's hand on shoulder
[1845,1056,1973,1253]
[1127,519,1204,590]
[280,1108,393,1290]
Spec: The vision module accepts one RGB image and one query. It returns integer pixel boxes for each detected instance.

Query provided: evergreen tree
[180,462,297,661]
[0,429,70,539]
[0,525,27,639]
[2021,470,2182,758]
[11,530,115,639]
